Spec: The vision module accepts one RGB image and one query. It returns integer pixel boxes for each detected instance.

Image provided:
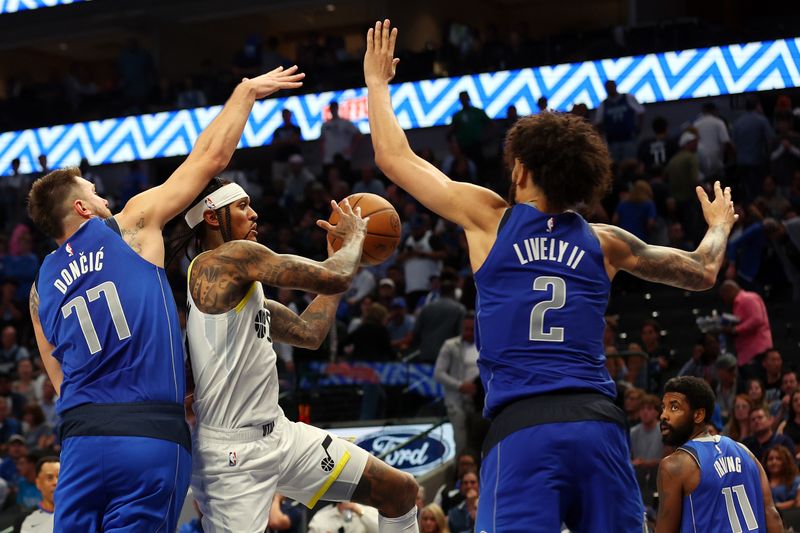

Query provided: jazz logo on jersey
[66,243,74,256]
[228,451,237,467]
[320,435,335,472]
[547,217,555,233]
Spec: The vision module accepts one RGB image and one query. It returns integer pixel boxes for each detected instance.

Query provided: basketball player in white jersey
[180,178,419,533]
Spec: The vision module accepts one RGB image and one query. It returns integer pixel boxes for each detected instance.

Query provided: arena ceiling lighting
[0,0,89,14]
[1,36,799,175]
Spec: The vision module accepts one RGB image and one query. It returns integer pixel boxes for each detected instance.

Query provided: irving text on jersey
[512,238,586,270]
[53,248,105,294]
[714,455,743,478]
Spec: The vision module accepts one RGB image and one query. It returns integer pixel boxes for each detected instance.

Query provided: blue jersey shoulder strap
[103,216,121,236]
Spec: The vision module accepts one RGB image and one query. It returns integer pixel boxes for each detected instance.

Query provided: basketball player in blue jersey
[177,178,419,533]
[657,376,782,532]
[365,20,738,531]
[26,65,305,532]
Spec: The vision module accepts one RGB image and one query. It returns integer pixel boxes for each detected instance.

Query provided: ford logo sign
[356,430,452,476]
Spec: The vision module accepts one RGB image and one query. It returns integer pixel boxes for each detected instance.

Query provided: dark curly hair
[664,376,716,423]
[503,112,612,210]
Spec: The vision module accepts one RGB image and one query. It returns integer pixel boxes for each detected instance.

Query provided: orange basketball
[327,193,402,265]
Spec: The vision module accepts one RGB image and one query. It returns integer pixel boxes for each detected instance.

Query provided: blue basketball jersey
[679,435,766,533]
[474,204,615,418]
[36,217,185,413]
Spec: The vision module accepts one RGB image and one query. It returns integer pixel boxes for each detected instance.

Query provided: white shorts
[190,415,370,533]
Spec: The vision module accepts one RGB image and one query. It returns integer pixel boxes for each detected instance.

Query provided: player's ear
[203,209,220,229]
[694,408,706,425]
[73,198,92,218]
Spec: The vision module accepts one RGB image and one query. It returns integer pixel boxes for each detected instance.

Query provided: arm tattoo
[268,295,342,349]
[189,252,251,314]
[29,284,40,318]
[120,215,146,254]
[608,224,728,291]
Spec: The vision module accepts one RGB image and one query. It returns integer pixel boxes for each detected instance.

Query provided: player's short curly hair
[27,167,82,239]
[504,112,612,210]
[664,376,716,423]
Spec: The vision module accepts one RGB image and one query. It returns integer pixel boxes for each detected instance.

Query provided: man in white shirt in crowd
[693,102,733,183]
[320,101,361,170]
[308,502,379,533]
[434,313,479,455]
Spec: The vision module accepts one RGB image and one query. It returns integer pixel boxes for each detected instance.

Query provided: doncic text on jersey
[52,246,105,294]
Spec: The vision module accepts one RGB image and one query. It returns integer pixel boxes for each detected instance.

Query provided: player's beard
[661,418,694,446]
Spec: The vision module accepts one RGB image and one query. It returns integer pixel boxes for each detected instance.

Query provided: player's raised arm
[189,199,367,313]
[364,20,506,233]
[120,66,305,230]
[593,181,737,291]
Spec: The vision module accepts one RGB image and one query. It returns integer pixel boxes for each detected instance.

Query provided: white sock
[379,506,419,533]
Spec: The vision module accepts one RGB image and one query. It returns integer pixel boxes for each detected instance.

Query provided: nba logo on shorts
[228,451,237,467]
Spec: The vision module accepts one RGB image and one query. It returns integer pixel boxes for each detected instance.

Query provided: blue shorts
[55,435,191,533]
[476,420,645,533]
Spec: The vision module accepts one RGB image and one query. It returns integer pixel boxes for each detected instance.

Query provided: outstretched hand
[317,198,369,248]
[364,19,399,87]
[696,181,738,230]
[242,65,305,99]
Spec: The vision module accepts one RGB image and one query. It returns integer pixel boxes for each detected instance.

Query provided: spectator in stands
[320,101,360,170]
[434,313,479,455]
[777,389,800,454]
[678,333,721,385]
[765,445,800,511]
[387,297,414,352]
[694,102,733,182]
[764,217,800,301]
[624,387,645,426]
[416,486,426,510]
[638,116,676,177]
[770,113,800,197]
[755,176,790,218]
[16,456,58,532]
[719,280,773,376]
[440,135,478,184]
[594,79,644,162]
[664,128,703,242]
[724,394,754,442]
[446,470,478,533]
[732,95,774,202]
[376,278,397,310]
[344,267,377,310]
[612,180,656,242]
[449,91,491,167]
[726,205,767,289]
[747,378,769,412]
[0,326,29,375]
[12,359,36,404]
[352,166,386,196]
[0,372,25,420]
[14,453,41,508]
[420,503,450,533]
[0,399,22,445]
[434,453,477,515]
[38,378,58,428]
[622,344,649,392]
[715,353,739,423]
[272,109,303,170]
[4,226,39,306]
[742,406,796,464]
[774,371,799,425]
[399,214,445,309]
[279,154,316,206]
[343,302,393,361]
[536,96,548,113]
[761,348,784,411]
[412,270,466,363]
[22,404,53,450]
[307,502,379,533]
[630,394,664,470]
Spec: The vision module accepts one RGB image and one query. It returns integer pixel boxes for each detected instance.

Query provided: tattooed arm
[655,453,688,533]
[29,284,64,395]
[268,295,342,349]
[594,181,737,291]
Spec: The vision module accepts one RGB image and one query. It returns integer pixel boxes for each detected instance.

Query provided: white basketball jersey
[186,266,281,429]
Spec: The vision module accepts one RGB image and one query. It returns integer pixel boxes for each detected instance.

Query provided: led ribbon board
[0,0,89,14]
[2,37,799,175]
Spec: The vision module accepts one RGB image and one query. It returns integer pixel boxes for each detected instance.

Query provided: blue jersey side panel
[680,436,766,533]
[474,204,615,418]
[37,217,184,413]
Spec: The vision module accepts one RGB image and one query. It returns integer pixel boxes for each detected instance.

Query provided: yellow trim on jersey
[306,450,352,508]
[234,283,257,314]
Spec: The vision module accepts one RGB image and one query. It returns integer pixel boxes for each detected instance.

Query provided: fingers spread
[367,28,374,51]
[317,220,334,231]
[389,27,398,54]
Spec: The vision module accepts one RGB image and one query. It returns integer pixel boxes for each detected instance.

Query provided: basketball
[327,193,402,265]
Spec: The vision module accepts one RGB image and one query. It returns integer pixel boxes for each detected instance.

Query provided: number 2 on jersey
[529,276,566,342]
[721,485,758,533]
[61,281,131,354]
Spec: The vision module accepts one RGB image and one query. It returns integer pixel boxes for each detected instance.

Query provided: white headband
[184,183,249,228]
